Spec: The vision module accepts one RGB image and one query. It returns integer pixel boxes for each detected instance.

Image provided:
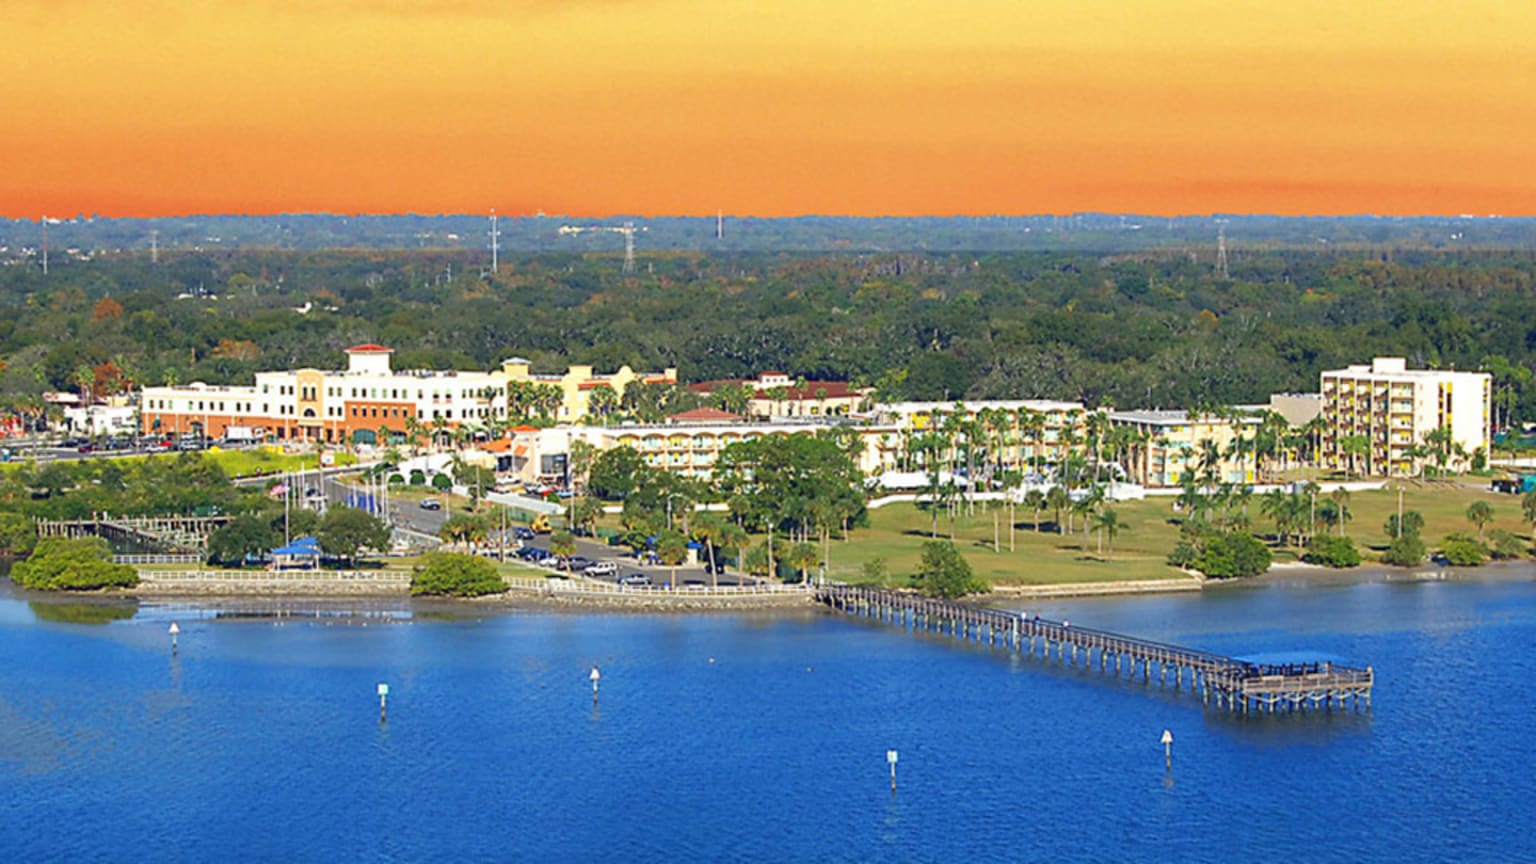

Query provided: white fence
[114,554,204,565]
[140,568,413,585]
[501,577,806,597]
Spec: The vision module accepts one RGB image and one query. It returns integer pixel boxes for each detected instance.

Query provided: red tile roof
[345,344,394,353]
[668,407,744,423]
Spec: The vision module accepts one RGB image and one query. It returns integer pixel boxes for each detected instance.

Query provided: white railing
[114,554,204,565]
[140,568,413,584]
[500,577,806,597]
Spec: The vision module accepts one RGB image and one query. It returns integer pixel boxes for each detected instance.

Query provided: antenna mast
[41,216,48,276]
[151,229,159,265]
[622,221,635,274]
[716,209,723,241]
[489,209,500,274]
[1216,223,1229,279]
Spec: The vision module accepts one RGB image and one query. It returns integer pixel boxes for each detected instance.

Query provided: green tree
[1440,533,1487,566]
[0,512,37,556]
[588,446,646,500]
[1488,529,1524,560]
[206,513,279,566]
[910,539,988,598]
[549,529,577,571]
[317,505,391,566]
[1383,534,1427,567]
[411,551,505,597]
[1384,510,1425,540]
[782,541,820,584]
[1466,500,1494,540]
[439,513,488,550]
[1090,507,1127,560]
[1302,535,1361,568]
[1192,532,1272,579]
[10,537,138,591]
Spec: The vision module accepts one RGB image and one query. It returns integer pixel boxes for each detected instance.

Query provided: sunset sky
[6,0,1536,218]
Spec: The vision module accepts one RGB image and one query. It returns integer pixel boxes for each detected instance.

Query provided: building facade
[873,400,1089,474]
[140,345,507,444]
[1319,357,1491,476]
[502,357,677,424]
[1106,410,1258,487]
[688,372,873,419]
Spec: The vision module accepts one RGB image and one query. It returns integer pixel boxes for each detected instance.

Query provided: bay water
[2,569,1533,863]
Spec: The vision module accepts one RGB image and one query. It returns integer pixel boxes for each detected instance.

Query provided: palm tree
[1328,488,1353,537]
[1090,508,1127,560]
[691,512,724,586]
[1466,500,1494,540]
[718,521,750,583]
[1045,485,1070,535]
[782,541,820,585]
[1023,489,1047,533]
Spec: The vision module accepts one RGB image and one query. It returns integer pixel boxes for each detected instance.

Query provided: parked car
[76,443,96,454]
[619,572,652,586]
[512,526,535,541]
[565,556,595,572]
[583,561,618,577]
[419,498,442,510]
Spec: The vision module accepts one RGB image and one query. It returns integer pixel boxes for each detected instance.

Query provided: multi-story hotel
[140,345,508,444]
[688,372,873,419]
[1106,410,1259,487]
[502,357,677,423]
[873,400,1089,473]
[1319,357,1491,476]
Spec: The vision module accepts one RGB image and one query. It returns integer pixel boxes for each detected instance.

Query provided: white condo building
[1319,357,1490,477]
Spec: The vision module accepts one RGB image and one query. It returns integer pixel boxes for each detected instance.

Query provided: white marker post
[168,621,180,654]
[886,749,899,792]
[590,666,601,703]
[1161,729,1173,770]
[377,682,390,723]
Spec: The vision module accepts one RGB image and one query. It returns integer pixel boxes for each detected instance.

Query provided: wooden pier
[816,586,1373,714]
[37,515,229,552]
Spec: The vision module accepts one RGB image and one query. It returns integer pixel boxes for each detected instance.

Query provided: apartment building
[139,345,506,444]
[1319,357,1490,476]
[502,357,677,423]
[1106,410,1258,487]
[688,372,873,419]
[873,400,1089,472]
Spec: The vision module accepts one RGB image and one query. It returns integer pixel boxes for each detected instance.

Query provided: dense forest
[4,243,1536,422]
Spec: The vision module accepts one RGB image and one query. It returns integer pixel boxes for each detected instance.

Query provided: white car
[583,561,619,577]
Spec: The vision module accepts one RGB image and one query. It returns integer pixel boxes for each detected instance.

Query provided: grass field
[819,480,1532,586]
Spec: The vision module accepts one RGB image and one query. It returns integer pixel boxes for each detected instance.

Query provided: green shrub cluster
[1440,533,1487,567]
[1382,535,1427,567]
[1171,532,1272,579]
[410,552,506,597]
[1302,535,1361,568]
[10,537,138,591]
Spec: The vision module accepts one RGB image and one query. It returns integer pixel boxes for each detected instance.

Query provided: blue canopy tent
[271,536,321,570]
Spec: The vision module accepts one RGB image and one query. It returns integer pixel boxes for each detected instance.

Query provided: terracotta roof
[578,381,616,390]
[754,381,867,401]
[687,379,747,394]
[511,424,539,433]
[345,344,394,353]
[480,438,513,453]
[668,407,744,423]
[513,443,529,457]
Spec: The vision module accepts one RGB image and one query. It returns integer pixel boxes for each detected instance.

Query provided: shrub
[1302,535,1361,568]
[10,537,138,591]
[1488,529,1525,560]
[431,473,452,492]
[409,470,427,486]
[1193,532,1272,579]
[1383,510,1425,540]
[387,473,406,487]
[0,512,37,557]
[1382,535,1427,567]
[911,539,989,598]
[1166,540,1199,569]
[411,552,505,597]
[1440,534,1487,567]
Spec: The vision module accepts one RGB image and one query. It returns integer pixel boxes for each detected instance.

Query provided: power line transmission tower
[557,222,644,274]
[1216,223,1229,279]
[716,209,723,241]
[151,229,159,264]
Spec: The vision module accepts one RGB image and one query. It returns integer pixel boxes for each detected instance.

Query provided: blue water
[2,572,1534,863]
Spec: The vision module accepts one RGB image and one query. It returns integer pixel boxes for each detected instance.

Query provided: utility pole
[1216,224,1229,279]
[151,229,159,264]
[41,216,48,276]
[716,209,723,241]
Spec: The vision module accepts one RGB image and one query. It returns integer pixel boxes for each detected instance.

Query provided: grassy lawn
[204,446,358,478]
[1325,480,1530,553]
[824,497,1190,586]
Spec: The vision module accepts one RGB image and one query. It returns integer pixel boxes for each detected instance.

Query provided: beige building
[1320,357,1491,476]
[1107,410,1258,487]
[688,372,873,419]
[501,357,677,424]
[141,345,506,445]
[874,400,1089,474]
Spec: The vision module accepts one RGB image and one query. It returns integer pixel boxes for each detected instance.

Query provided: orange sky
[5,0,1536,217]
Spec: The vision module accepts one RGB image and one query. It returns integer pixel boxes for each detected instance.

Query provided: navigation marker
[168,621,180,654]
[377,682,390,723]
[1161,729,1173,770]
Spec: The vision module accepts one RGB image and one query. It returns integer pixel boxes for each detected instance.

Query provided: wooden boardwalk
[816,585,1373,714]
[38,516,229,552]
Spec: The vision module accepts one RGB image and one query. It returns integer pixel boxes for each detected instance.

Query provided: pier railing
[816,585,1373,714]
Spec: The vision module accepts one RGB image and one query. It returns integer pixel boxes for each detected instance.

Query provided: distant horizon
[7,2,1535,219]
[6,210,1527,222]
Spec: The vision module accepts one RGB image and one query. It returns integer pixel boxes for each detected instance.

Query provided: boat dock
[816,585,1373,713]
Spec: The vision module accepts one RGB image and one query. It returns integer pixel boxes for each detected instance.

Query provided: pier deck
[816,585,1372,713]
